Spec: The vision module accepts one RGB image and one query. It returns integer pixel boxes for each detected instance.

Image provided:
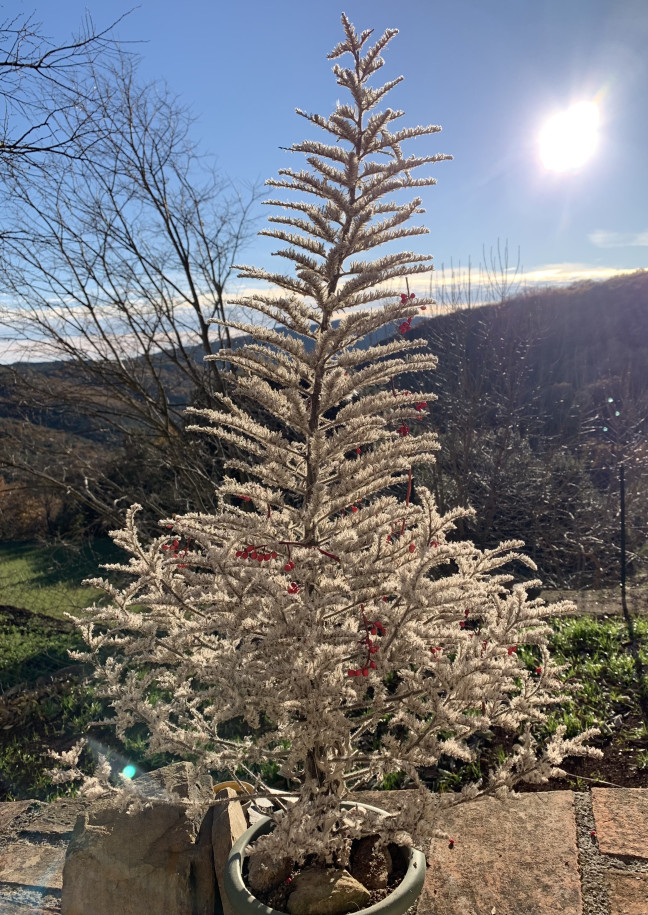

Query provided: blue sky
[21,0,648,292]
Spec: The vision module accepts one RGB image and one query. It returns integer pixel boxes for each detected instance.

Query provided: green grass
[0,539,123,619]
[0,682,106,800]
[0,538,188,800]
[542,615,648,739]
[0,613,85,691]
[416,614,648,794]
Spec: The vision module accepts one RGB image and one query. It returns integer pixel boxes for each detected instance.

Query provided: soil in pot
[249,842,409,914]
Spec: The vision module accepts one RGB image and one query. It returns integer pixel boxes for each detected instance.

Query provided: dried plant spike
[65,15,600,869]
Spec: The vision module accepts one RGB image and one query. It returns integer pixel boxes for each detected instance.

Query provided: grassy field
[0,539,123,619]
[0,538,164,800]
[1,540,648,801]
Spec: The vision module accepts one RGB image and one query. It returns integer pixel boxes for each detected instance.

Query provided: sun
[539,101,600,171]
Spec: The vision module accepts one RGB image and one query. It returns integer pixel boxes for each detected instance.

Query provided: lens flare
[539,101,600,171]
[122,764,137,780]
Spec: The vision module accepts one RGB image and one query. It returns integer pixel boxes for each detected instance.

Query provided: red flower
[415,401,427,412]
[507,646,517,656]
[535,666,542,675]
[398,424,410,437]
[399,317,413,334]
[409,542,416,553]
[287,582,300,595]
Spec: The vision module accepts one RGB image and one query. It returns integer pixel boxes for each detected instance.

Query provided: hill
[401,270,648,586]
[0,270,646,585]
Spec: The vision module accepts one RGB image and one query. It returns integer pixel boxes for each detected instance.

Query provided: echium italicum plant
[66,16,599,867]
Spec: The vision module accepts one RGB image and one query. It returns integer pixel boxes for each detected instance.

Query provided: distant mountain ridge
[1,269,646,576]
[2,270,647,439]
[178,316,397,364]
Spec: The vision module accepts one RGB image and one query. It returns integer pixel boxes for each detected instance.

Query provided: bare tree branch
[0,53,262,533]
[0,10,134,172]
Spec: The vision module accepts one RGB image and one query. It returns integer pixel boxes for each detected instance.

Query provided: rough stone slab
[0,840,66,889]
[0,899,60,914]
[0,802,35,835]
[419,791,581,915]
[212,788,249,915]
[61,799,215,915]
[287,867,370,915]
[18,799,90,839]
[606,869,648,915]
[592,789,648,859]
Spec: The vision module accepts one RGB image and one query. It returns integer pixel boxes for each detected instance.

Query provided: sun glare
[539,101,600,171]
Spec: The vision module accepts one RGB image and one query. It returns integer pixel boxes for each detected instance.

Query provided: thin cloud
[519,263,641,285]
[589,230,648,248]
[3,265,642,364]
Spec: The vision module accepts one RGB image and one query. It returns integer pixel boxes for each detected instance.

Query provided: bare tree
[480,238,524,304]
[428,255,476,314]
[0,55,261,532]
[0,10,128,173]
[428,240,525,313]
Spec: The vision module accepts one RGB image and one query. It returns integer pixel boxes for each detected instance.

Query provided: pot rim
[223,800,426,915]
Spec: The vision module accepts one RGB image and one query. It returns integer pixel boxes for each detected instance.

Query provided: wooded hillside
[1,270,646,587]
[407,270,648,586]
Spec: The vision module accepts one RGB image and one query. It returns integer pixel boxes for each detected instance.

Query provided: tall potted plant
[69,14,598,913]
